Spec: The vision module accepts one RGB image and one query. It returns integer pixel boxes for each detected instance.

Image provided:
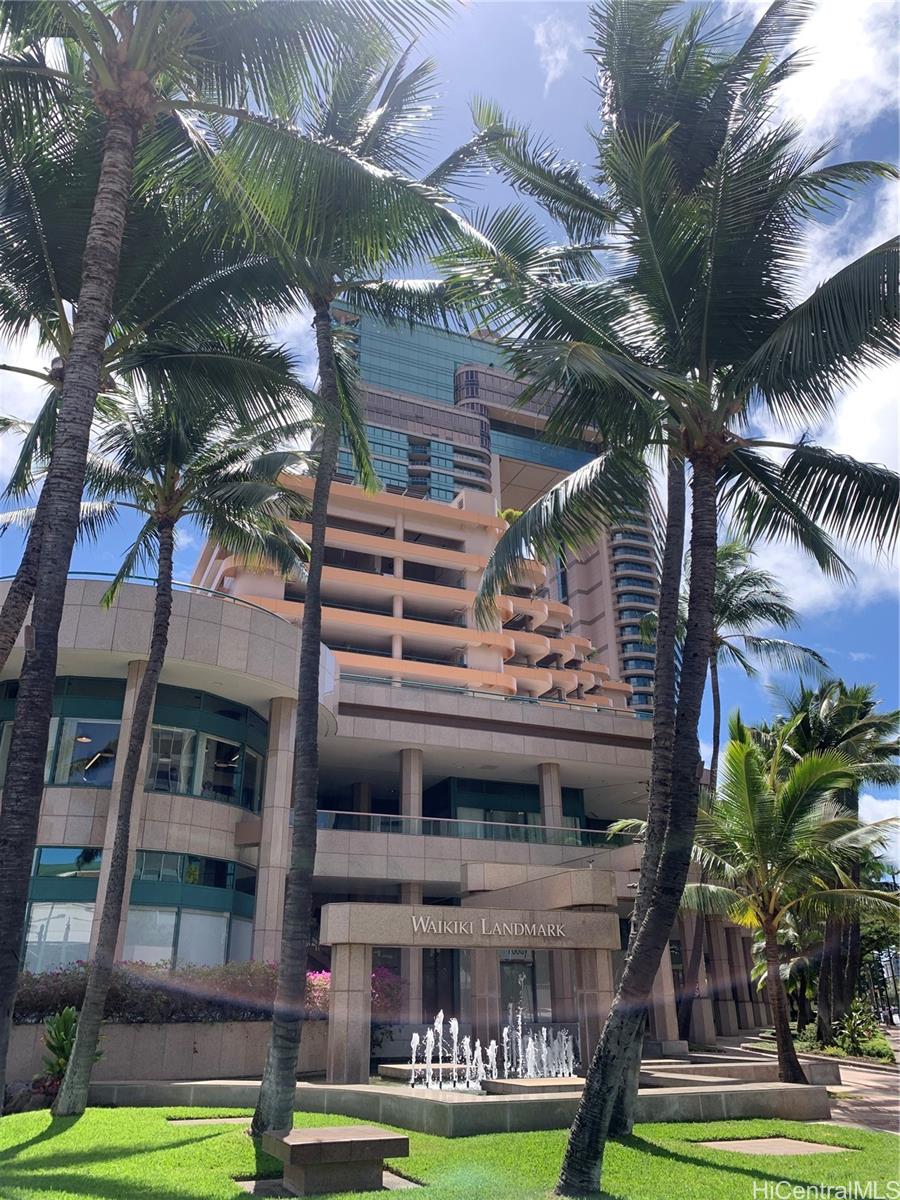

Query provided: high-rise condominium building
[2,314,764,1088]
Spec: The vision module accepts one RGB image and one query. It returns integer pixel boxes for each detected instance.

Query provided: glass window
[147,726,196,794]
[234,864,257,896]
[176,909,228,967]
[54,718,119,787]
[242,748,263,811]
[183,855,228,888]
[135,850,182,884]
[25,901,94,971]
[123,906,176,964]
[36,847,102,879]
[196,734,241,804]
[228,916,253,963]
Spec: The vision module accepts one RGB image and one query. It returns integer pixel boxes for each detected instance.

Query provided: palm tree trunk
[764,924,808,1084]
[676,651,720,1043]
[0,112,139,1100]
[0,488,48,674]
[252,301,341,1136]
[556,451,696,1190]
[816,918,838,1044]
[796,974,812,1036]
[708,654,721,797]
[52,520,174,1116]
[608,446,687,1138]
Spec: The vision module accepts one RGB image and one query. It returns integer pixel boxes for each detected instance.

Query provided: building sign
[318,902,620,951]
[411,915,567,939]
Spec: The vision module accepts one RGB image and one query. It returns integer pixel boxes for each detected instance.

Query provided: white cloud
[270,303,317,389]
[0,332,49,490]
[531,14,581,95]
[723,0,898,150]
[776,0,899,148]
[859,793,900,868]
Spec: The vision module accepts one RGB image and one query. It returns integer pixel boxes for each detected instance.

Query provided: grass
[0,1107,897,1200]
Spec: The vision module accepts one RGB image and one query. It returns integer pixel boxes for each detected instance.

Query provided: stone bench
[262,1126,409,1196]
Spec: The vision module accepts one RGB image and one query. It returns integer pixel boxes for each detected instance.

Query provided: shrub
[835,999,878,1056]
[13,962,404,1025]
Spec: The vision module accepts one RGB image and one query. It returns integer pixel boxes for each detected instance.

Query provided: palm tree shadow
[620,1133,858,1191]
[0,1112,80,1160]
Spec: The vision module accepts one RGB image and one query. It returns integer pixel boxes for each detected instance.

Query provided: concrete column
[252,696,296,962]
[550,951,577,1025]
[471,949,502,1043]
[726,927,755,1028]
[400,883,423,1024]
[678,915,718,1046]
[649,944,688,1055]
[538,762,563,829]
[574,948,614,1067]
[326,942,373,1083]
[91,660,152,959]
[352,781,372,814]
[705,919,740,1036]
[741,933,767,1026]
[400,748,423,819]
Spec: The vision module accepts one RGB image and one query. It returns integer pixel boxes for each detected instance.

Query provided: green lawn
[0,1107,897,1200]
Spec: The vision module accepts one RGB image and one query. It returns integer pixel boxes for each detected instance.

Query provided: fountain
[408,1005,577,1091]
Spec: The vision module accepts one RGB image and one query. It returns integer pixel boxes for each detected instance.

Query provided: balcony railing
[340,671,645,717]
[0,572,294,624]
[316,809,635,849]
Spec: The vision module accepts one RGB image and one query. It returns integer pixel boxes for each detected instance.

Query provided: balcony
[316,809,636,850]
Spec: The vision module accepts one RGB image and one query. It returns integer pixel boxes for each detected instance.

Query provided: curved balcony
[285,476,507,532]
[290,521,487,573]
[331,651,516,695]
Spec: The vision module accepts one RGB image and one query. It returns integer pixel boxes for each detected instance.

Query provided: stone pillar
[680,915,718,1046]
[538,762,563,829]
[471,949,502,1043]
[705,919,740,1036]
[326,943,373,1083]
[650,944,688,1055]
[252,696,296,962]
[400,748,423,820]
[574,948,614,1068]
[550,951,577,1025]
[352,781,372,814]
[400,883,423,1024]
[726,927,755,1028]
[91,660,152,959]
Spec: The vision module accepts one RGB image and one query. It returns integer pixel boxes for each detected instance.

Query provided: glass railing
[339,672,645,718]
[0,572,294,624]
[316,809,635,849]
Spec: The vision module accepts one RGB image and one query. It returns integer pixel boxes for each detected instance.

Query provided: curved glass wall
[0,678,267,810]
[25,844,256,970]
[146,685,267,811]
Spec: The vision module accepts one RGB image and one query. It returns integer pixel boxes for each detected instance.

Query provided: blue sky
[1,1,897,849]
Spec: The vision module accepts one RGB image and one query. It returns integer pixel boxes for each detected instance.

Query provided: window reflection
[198,734,241,804]
[147,726,196,793]
[54,719,119,786]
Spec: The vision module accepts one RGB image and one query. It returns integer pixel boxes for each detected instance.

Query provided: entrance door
[500,951,536,1021]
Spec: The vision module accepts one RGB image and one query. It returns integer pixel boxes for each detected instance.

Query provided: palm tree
[684,714,899,1084]
[0,104,318,673]
[641,538,829,1042]
[249,40,502,1135]
[777,682,900,1041]
[3,382,311,1115]
[454,4,898,1189]
[0,0,459,1099]
[0,113,333,1097]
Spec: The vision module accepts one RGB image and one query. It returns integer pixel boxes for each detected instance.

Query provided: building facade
[1,316,764,1081]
